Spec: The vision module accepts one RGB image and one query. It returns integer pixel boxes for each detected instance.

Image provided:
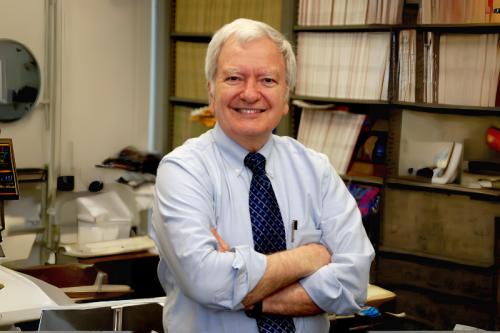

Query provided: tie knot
[244,152,266,175]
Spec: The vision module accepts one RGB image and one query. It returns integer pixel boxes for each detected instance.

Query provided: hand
[210,227,230,252]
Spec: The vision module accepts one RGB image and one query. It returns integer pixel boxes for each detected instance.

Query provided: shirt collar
[212,123,276,178]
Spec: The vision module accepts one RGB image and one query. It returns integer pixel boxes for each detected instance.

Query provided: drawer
[376,256,495,301]
[381,188,499,266]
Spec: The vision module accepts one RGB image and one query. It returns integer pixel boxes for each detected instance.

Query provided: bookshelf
[163,0,499,329]
[291,0,500,330]
[291,4,500,188]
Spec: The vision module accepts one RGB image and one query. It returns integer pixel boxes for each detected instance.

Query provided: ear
[207,81,215,115]
[207,81,214,98]
[282,102,289,116]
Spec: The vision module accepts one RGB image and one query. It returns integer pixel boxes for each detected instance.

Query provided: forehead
[217,36,285,73]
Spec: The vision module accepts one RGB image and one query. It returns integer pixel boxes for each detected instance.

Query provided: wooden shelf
[294,24,396,32]
[409,23,500,33]
[170,32,212,41]
[17,168,47,183]
[393,101,500,116]
[292,96,500,116]
[385,176,500,200]
[339,175,500,199]
[341,174,384,186]
[294,23,500,34]
[292,95,390,106]
[77,249,158,264]
[169,96,208,106]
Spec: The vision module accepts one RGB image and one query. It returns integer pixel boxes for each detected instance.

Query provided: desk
[18,249,163,303]
[366,283,396,307]
[328,284,397,332]
[67,250,164,300]
[16,263,133,302]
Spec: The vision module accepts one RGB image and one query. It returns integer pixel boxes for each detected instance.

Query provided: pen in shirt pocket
[291,219,298,242]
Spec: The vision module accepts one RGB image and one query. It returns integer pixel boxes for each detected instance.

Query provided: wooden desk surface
[77,249,158,264]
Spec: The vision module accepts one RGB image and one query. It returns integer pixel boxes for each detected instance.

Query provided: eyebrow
[220,68,241,76]
[221,67,282,78]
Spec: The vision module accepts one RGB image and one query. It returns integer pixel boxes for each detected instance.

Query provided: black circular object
[88,180,104,192]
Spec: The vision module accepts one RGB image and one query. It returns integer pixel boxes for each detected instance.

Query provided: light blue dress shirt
[152,123,375,333]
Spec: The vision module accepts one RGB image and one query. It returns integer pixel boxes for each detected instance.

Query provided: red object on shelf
[486,126,500,153]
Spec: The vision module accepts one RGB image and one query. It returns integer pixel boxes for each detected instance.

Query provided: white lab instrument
[76,190,134,244]
[0,265,73,330]
[52,183,156,257]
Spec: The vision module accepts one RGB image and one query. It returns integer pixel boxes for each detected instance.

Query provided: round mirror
[0,39,41,122]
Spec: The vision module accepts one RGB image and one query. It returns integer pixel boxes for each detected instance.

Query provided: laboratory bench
[17,249,164,303]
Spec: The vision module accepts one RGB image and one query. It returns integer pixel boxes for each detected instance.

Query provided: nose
[239,79,261,103]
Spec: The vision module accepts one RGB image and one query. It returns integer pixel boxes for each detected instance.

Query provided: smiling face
[208,36,289,152]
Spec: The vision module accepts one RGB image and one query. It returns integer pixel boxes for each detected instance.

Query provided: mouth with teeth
[235,108,265,114]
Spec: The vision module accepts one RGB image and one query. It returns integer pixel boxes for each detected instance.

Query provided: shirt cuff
[229,245,267,310]
[299,264,362,315]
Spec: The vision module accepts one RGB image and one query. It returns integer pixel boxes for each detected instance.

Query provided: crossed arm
[211,228,330,316]
[155,155,373,317]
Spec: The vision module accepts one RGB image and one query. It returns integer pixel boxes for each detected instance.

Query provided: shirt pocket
[292,227,322,246]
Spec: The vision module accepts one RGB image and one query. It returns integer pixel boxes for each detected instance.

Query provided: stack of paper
[297,105,366,175]
[419,0,492,24]
[296,32,390,100]
[398,30,416,102]
[298,0,403,25]
[438,33,499,107]
[423,32,436,103]
[398,32,500,107]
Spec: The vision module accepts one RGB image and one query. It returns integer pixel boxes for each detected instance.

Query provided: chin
[230,126,269,140]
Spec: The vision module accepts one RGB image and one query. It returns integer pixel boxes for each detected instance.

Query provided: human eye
[261,77,277,87]
[224,75,242,84]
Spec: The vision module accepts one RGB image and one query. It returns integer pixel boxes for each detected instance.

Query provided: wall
[0,0,151,190]
[0,0,151,266]
[0,0,49,168]
[55,0,151,191]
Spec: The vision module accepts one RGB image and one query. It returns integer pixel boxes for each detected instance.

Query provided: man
[152,18,374,333]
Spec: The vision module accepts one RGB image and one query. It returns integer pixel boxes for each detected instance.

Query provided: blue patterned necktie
[244,152,296,333]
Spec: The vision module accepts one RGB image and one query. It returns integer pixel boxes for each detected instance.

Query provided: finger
[211,227,230,252]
